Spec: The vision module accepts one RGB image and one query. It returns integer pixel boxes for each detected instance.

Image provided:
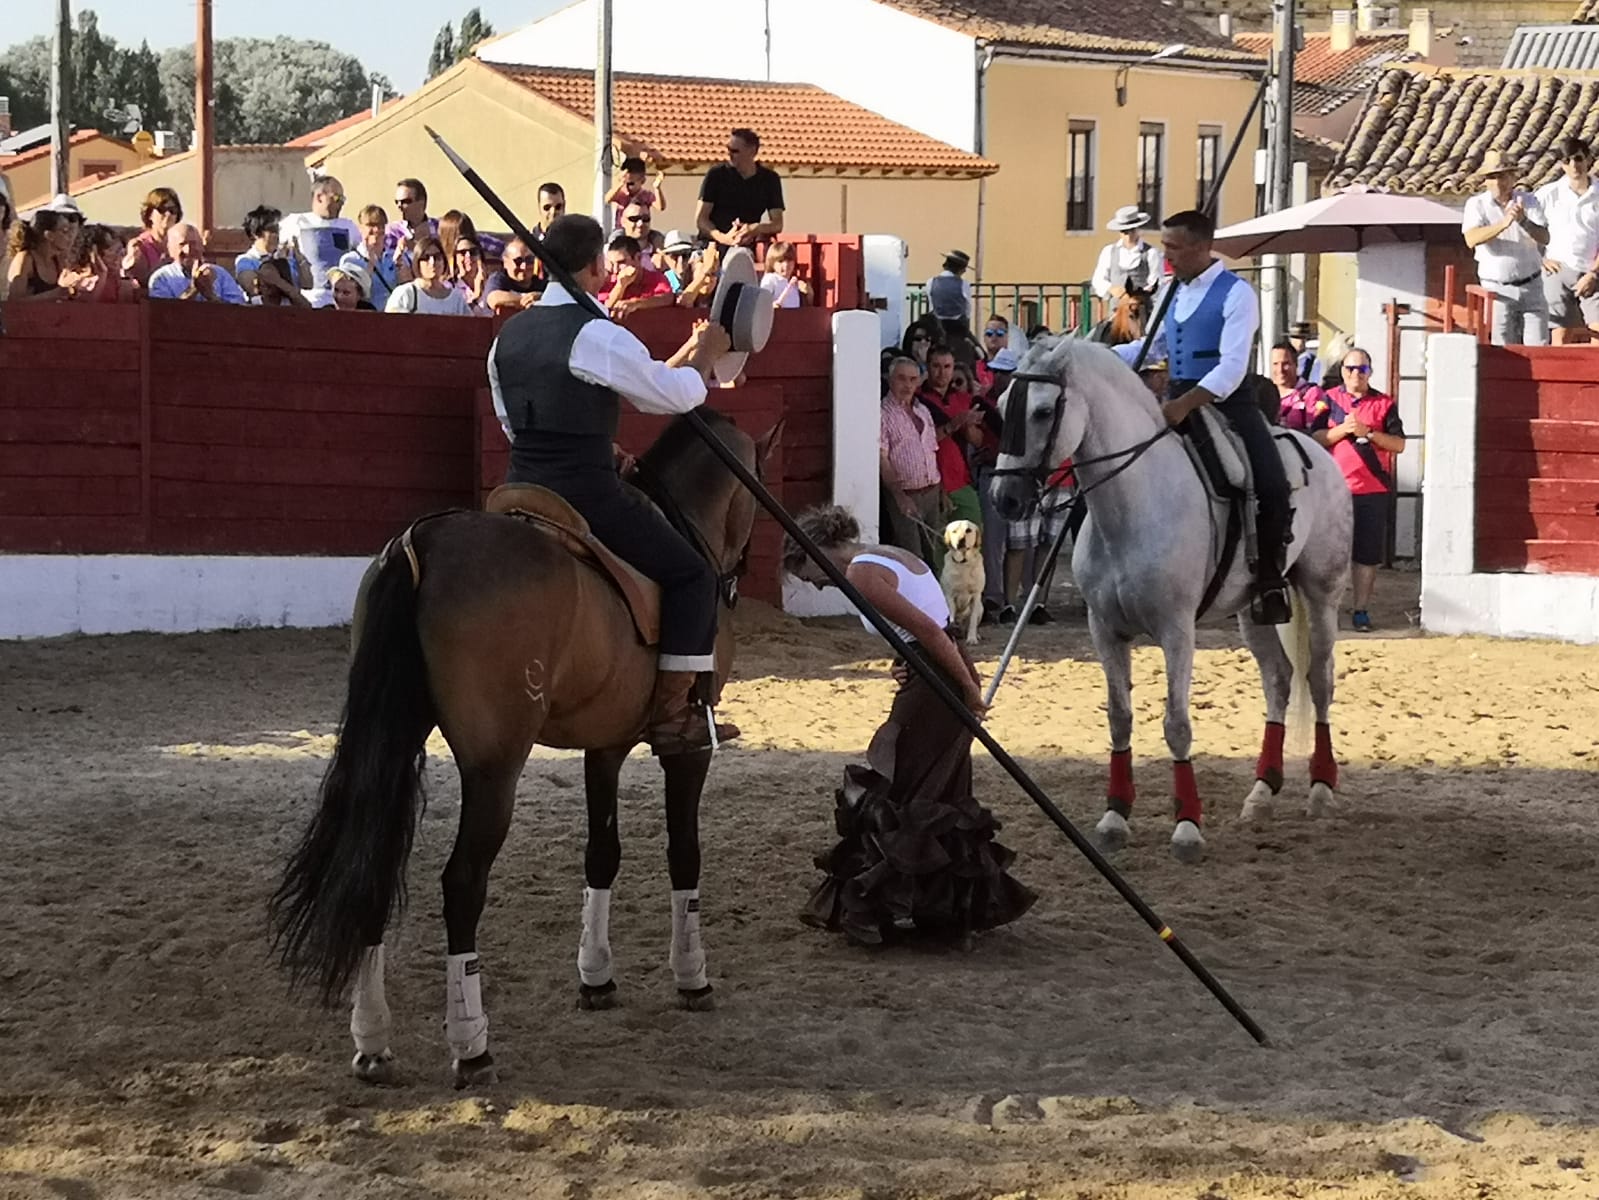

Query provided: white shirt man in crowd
[1535,136,1599,345]
[1462,149,1550,346]
[1092,205,1164,302]
[281,174,365,308]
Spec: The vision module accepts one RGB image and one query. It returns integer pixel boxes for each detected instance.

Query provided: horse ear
[756,418,785,470]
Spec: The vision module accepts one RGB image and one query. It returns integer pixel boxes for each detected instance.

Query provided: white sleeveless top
[850,552,950,642]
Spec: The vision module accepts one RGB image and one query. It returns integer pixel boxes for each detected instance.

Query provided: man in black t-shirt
[484,235,547,316]
[695,127,785,248]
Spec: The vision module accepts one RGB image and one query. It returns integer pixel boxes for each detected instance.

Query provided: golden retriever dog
[940,519,985,645]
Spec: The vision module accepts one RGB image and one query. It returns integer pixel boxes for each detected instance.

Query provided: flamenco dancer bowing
[490,213,750,753]
[785,506,1036,946]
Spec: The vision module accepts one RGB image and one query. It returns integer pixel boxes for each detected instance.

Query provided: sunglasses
[457,246,480,256]
[625,215,650,224]
[983,327,1006,336]
[395,196,420,206]
[1343,364,1372,374]
[418,251,446,263]
[511,255,535,268]
[911,333,931,343]
[156,204,181,215]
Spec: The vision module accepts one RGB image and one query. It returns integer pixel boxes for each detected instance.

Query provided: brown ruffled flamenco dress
[801,662,1037,946]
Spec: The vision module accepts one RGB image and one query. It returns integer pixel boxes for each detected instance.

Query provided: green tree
[427,23,455,81]
[0,36,51,130]
[160,37,388,145]
[1,14,170,136]
[456,8,495,58]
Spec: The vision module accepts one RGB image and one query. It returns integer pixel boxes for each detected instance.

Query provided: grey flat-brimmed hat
[1107,205,1151,231]
[708,246,774,384]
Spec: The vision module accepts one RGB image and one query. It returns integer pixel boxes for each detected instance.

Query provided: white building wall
[479,0,979,151]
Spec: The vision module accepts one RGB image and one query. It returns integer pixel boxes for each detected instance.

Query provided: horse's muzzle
[990,474,1031,522]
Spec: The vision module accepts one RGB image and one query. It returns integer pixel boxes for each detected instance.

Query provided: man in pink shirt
[879,356,945,568]
[600,233,674,317]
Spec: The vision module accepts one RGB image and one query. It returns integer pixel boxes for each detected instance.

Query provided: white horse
[990,336,1352,862]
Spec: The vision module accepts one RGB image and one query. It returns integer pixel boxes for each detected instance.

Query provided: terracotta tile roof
[1576,0,1599,22]
[284,100,400,149]
[1326,65,1599,195]
[1235,31,1418,114]
[0,129,120,170]
[486,65,999,174]
[875,0,1261,62]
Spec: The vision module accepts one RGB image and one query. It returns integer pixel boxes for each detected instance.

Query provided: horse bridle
[990,367,1175,507]
[631,460,750,612]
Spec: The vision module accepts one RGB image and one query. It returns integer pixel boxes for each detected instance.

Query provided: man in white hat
[487,214,739,756]
[1462,149,1550,346]
[1092,205,1163,303]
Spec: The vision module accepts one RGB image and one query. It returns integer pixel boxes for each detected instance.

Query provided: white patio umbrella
[1211,185,1466,257]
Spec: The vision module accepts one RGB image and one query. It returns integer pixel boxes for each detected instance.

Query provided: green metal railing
[906,281,1102,336]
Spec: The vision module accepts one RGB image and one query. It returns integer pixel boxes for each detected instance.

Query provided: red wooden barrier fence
[1476,345,1599,575]
[1,296,838,606]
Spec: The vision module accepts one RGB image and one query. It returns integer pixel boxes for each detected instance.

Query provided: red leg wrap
[1172,760,1202,825]
[1311,722,1338,789]
[1107,749,1134,818]
[1255,721,1286,794]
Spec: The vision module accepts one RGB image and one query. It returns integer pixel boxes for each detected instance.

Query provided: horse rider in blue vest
[488,214,737,753]
[1117,209,1293,625]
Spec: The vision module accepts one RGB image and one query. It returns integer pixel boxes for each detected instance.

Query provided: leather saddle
[1181,406,1314,503]
[485,483,660,645]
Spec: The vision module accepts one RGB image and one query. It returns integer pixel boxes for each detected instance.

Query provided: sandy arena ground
[5,569,1599,1199]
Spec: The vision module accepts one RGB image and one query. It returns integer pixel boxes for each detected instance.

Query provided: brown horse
[271,409,779,1088]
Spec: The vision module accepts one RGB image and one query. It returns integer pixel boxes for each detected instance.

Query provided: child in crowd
[607,156,666,227]
[760,240,809,308]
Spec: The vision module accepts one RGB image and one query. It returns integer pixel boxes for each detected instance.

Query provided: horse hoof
[451,1052,497,1090]
[1094,811,1129,854]
[1240,780,1275,823]
[1170,821,1206,865]
[678,985,716,1012]
[1307,781,1334,818]
[350,1050,397,1086]
[577,980,618,1011]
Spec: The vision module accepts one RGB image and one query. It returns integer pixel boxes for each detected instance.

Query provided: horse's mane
[1107,293,1147,344]
[1031,335,1165,425]
[638,407,739,473]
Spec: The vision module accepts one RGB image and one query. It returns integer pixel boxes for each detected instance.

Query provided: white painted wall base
[780,310,882,619]
[1420,332,1599,644]
[1,555,371,639]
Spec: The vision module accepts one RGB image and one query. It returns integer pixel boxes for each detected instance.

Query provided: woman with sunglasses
[384,235,474,315]
[452,233,493,315]
[1308,346,1406,633]
[126,188,182,288]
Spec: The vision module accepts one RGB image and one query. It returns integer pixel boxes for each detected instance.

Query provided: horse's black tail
[270,541,436,1006]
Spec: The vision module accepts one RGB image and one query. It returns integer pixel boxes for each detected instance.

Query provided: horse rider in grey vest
[925,249,974,341]
[1092,205,1165,303]
[1116,209,1293,625]
[489,215,735,754]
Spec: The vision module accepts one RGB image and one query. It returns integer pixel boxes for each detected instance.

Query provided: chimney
[1331,9,1356,50]
[1409,7,1433,54]
[1356,0,1378,32]
[1218,11,1234,37]
[371,82,383,119]
[153,129,180,155]
[0,95,11,139]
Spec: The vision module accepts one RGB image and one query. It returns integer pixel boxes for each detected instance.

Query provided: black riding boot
[1250,505,1293,625]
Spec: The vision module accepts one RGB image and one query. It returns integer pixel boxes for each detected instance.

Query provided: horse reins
[632,460,749,611]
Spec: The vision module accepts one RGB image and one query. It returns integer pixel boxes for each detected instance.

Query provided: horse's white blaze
[670,889,707,991]
[350,943,392,1056]
[1307,781,1335,818]
[578,886,613,986]
[1240,780,1275,822]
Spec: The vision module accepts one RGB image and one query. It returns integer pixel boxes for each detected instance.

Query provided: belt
[1485,272,1541,289]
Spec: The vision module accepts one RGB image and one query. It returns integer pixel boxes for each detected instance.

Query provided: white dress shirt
[1091,239,1164,300]
[1462,189,1547,284]
[1534,176,1599,272]
[1115,259,1259,398]
[491,281,707,440]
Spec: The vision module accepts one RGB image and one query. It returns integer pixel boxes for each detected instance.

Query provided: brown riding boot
[646,671,741,757]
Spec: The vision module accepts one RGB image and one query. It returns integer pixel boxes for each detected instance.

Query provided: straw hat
[1473,149,1525,179]
[1107,205,1151,232]
[708,247,774,384]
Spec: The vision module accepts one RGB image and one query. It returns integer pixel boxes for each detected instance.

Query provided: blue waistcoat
[1169,269,1241,387]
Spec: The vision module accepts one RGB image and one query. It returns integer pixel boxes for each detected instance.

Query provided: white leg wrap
[578,887,614,987]
[670,888,707,991]
[350,944,392,1056]
[444,952,488,1061]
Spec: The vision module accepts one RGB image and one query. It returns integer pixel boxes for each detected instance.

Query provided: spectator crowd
[2,127,806,321]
